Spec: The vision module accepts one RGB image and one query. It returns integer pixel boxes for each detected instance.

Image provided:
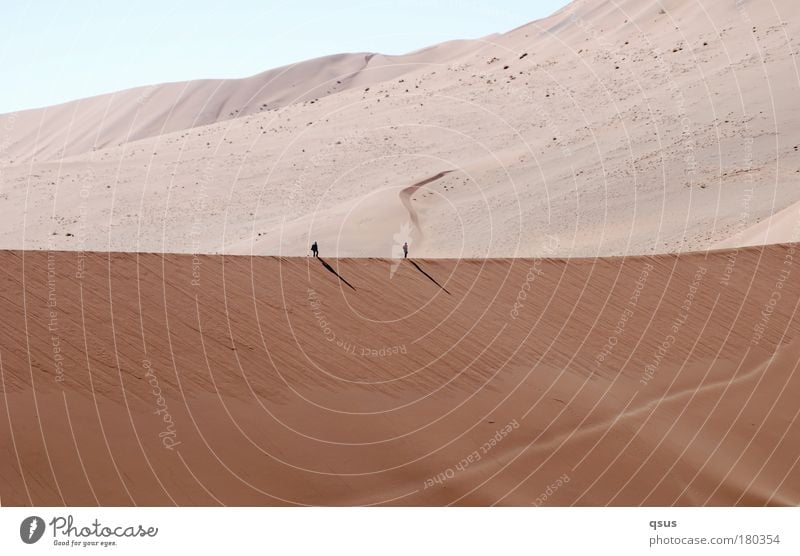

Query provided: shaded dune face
[1,244,799,506]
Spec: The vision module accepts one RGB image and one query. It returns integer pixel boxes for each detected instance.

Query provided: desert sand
[1,0,799,508]
[0,0,798,258]
[1,244,798,506]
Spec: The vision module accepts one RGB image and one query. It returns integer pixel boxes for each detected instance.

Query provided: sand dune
[0,36,487,164]
[0,0,797,257]
[1,0,798,509]
[0,50,454,163]
[2,244,798,506]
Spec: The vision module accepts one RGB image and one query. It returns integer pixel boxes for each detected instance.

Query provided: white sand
[0,0,797,258]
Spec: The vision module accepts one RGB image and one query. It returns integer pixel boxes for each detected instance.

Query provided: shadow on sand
[410,260,450,295]
[318,258,356,291]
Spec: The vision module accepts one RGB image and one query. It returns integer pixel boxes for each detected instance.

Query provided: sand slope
[2,244,799,506]
[0,49,462,163]
[717,199,800,249]
[0,0,798,257]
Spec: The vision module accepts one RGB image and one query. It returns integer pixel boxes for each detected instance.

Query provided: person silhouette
[311,241,319,258]
[402,241,408,259]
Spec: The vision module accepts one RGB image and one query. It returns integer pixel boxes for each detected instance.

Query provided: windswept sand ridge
[0,0,798,256]
[0,49,469,163]
[2,244,799,506]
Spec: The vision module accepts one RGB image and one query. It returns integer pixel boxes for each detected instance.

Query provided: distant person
[311,241,319,258]
[402,242,409,259]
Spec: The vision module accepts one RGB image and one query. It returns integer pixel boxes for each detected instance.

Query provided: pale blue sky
[0,0,570,114]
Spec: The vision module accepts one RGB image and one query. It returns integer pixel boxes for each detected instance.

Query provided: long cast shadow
[318,258,356,291]
[410,260,450,295]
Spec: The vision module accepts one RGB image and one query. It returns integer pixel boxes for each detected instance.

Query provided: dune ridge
[0,51,433,162]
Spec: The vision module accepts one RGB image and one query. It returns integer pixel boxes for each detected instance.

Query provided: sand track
[399,171,454,239]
